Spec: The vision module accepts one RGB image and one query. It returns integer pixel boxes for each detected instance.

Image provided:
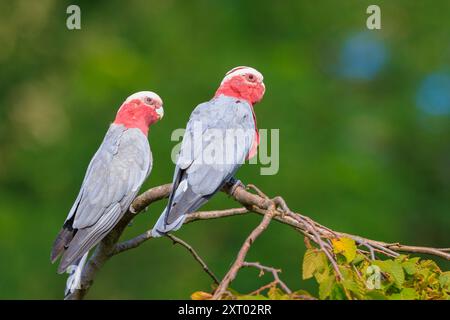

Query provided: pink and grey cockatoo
[152,66,265,236]
[51,91,164,274]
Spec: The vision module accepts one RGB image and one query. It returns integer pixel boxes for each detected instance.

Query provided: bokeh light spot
[338,32,388,81]
[416,72,450,115]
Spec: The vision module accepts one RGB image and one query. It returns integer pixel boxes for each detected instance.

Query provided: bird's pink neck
[214,77,263,106]
[214,86,253,106]
[113,99,158,136]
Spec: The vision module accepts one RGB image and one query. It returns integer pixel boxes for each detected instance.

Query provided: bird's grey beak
[156,106,164,119]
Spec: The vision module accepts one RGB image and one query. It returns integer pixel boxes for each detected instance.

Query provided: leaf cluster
[192,237,450,300]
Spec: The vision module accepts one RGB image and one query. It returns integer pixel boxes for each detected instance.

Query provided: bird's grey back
[152,95,255,235]
[57,124,151,271]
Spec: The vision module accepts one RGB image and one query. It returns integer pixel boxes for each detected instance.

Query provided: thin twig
[248,281,278,296]
[165,233,219,285]
[113,230,153,255]
[242,261,292,294]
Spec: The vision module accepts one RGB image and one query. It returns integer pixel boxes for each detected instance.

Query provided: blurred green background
[0,0,449,299]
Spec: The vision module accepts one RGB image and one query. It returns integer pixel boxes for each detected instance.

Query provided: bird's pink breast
[246,107,260,160]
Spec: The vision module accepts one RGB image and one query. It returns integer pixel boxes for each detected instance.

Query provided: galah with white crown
[152,66,265,236]
[51,91,164,275]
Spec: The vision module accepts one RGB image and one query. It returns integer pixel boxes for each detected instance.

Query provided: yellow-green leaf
[267,286,282,300]
[293,290,316,300]
[365,290,387,300]
[352,254,365,265]
[374,260,405,287]
[191,291,212,300]
[319,275,334,299]
[331,237,357,263]
[402,261,418,275]
[389,288,417,300]
[330,283,348,300]
[302,249,327,280]
[237,295,269,300]
[420,259,440,272]
[266,286,290,300]
[439,271,450,289]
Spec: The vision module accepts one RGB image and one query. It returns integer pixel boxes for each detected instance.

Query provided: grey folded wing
[58,125,151,271]
[162,97,255,227]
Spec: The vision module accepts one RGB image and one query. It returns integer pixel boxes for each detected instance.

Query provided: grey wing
[153,98,254,235]
[58,126,151,272]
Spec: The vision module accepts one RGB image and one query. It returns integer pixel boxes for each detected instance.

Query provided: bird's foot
[226,177,244,196]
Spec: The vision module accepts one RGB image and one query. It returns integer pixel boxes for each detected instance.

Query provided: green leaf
[439,271,450,289]
[331,237,357,263]
[374,260,405,287]
[293,290,316,300]
[314,268,330,283]
[352,254,365,265]
[420,259,440,272]
[365,290,387,300]
[408,257,421,264]
[394,254,408,263]
[330,283,348,300]
[402,261,418,275]
[389,288,417,300]
[319,275,335,300]
[340,266,363,296]
[389,262,405,287]
[401,288,418,300]
[267,286,289,300]
[302,249,327,280]
[237,295,269,300]
[342,278,361,296]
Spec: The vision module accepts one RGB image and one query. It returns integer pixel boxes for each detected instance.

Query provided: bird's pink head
[114,91,164,136]
[215,66,265,105]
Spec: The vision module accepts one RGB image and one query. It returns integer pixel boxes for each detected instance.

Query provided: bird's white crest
[125,91,163,105]
[221,66,264,85]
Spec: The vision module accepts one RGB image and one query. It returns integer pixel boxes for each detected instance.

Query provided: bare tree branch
[186,207,249,223]
[212,209,276,299]
[64,181,450,300]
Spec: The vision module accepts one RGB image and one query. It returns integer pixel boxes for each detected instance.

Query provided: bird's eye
[145,97,153,104]
[246,74,256,82]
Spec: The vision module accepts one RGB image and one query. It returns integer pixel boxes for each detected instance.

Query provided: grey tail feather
[57,234,87,274]
[64,251,89,298]
[51,227,75,264]
[151,208,186,238]
[58,254,76,274]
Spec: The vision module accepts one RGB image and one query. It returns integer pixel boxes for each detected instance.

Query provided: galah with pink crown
[152,66,265,236]
[51,91,164,276]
